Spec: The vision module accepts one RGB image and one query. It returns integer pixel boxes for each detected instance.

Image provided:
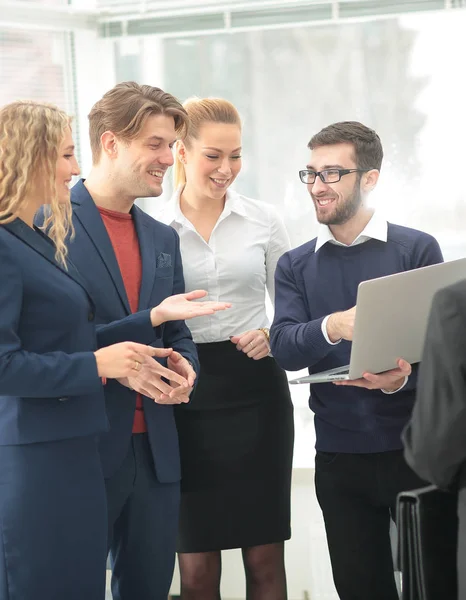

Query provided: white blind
[0,27,80,159]
[0,29,73,109]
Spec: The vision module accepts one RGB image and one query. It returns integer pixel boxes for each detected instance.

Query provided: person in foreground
[46,83,231,600]
[158,97,294,600]
[0,100,169,599]
[403,279,466,598]
[270,121,443,600]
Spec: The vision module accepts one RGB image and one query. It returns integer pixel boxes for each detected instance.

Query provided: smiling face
[111,113,177,199]
[55,126,80,204]
[306,142,367,226]
[180,122,242,201]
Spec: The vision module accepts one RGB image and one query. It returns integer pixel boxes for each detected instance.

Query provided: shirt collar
[163,187,247,227]
[315,211,388,252]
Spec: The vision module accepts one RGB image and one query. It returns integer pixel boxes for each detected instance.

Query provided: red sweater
[98,206,147,433]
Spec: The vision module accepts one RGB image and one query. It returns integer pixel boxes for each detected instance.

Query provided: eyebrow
[203,146,242,153]
[64,145,75,152]
[146,135,177,144]
[305,163,346,170]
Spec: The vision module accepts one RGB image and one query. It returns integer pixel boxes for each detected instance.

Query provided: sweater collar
[315,211,388,252]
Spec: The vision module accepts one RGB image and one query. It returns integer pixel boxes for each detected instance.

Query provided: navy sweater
[270,223,443,453]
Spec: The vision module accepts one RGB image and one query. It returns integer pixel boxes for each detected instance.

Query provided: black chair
[397,485,458,600]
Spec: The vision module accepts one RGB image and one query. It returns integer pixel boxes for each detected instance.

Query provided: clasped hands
[119,289,232,404]
[117,349,195,405]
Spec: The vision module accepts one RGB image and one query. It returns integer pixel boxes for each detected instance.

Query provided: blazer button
[58,397,69,402]
[88,311,95,321]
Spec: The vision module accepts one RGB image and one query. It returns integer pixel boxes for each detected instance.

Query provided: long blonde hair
[173,97,242,189]
[0,100,74,267]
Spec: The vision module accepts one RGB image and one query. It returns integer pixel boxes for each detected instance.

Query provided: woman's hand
[117,352,192,404]
[230,329,270,360]
[95,343,180,381]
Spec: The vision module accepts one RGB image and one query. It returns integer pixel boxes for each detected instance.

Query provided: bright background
[2,2,465,597]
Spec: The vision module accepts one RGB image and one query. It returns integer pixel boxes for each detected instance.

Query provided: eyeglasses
[298,168,369,185]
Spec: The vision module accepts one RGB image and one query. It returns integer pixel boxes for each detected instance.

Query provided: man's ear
[101,131,118,158]
[362,168,380,192]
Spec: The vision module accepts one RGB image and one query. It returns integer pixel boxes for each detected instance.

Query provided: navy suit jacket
[37,180,198,482]
[0,219,109,445]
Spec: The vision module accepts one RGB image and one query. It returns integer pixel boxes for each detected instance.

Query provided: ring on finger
[133,360,142,371]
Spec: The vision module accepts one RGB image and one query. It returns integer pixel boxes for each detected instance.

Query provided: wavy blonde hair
[173,97,242,189]
[0,100,74,267]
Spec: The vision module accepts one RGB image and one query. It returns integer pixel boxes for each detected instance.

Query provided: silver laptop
[289,257,466,384]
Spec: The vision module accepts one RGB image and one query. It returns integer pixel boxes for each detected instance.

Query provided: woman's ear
[177,141,187,164]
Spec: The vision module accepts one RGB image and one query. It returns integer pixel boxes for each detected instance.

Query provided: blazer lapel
[71,181,131,314]
[4,219,94,303]
[133,205,156,311]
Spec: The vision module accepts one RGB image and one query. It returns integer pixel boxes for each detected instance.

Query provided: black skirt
[175,341,294,553]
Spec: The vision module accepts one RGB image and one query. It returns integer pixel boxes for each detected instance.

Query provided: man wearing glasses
[270,121,443,600]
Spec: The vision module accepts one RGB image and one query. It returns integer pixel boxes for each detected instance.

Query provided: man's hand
[326,306,356,342]
[230,329,270,360]
[165,351,196,404]
[150,290,231,327]
[333,358,411,392]
[117,350,191,404]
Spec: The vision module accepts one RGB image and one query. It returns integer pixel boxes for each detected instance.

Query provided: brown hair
[308,121,383,171]
[0,100,73,267]
[174,97,242,189]
[88,81,188,164]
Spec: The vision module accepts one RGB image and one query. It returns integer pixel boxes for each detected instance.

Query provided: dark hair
[88,81,188,164]
[308,121,383,171]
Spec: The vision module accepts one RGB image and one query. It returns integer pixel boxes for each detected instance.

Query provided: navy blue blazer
[0,219,109,445]
[38,180,199,482]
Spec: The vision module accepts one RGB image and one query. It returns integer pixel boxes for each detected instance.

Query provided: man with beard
[270,121,443,600]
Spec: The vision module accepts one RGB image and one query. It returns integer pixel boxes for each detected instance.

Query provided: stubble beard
[314,181,362,226]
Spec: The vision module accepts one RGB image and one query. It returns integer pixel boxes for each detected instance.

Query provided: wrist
[382,376,407,394]
[258,327,270,342]
[94,351,104,377]
[150,307,163,328]
[326,313,342,343]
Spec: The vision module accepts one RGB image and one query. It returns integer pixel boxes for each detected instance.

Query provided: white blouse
[157,188,291,344]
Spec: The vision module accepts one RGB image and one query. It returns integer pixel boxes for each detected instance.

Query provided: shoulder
[154,193,178,226]
[70,178,91,206]
[0,226,22,271]
[278,238,318,269]
[386,223,442,267]
[0,224,19,253]
[231,191,280,221]
[433,278,466,311]
[133,205,178,241]
[387,223,439,250]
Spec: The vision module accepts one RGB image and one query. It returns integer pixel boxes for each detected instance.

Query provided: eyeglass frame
[298,168,370,185]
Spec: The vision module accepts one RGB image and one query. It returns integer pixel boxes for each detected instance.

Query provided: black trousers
[315,449,425,600]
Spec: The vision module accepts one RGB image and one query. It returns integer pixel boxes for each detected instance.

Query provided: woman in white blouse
[158,97,293,600]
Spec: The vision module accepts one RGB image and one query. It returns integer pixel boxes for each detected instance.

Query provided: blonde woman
[0,100,177,599]
[158,98,294,600]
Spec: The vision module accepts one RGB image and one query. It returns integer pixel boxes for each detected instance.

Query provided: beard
[313,180,362,226]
